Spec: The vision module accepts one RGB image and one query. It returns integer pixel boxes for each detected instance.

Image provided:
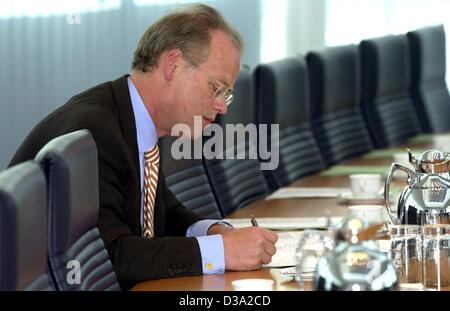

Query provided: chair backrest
[360,34,422,148]
[408,24,450,133]
[160,136,223,219]
[0,161,54,290]
[307,44,373,166]
[254,56,325,187]
[35,129,120,291]
[205,66,270,216]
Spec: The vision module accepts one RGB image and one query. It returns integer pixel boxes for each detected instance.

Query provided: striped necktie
[143,144,160,238]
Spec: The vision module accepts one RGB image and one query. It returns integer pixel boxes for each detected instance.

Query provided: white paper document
[259,233,392,269]
[265,187,350,200]
[223,217,342,231]
[263,231,305,268]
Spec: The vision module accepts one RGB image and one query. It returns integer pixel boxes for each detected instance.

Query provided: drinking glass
[295,230,335,290]
[422,224,450,290]
[389,225,422,284]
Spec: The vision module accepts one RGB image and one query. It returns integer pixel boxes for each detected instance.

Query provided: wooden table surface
[132,268,301,291]
[132,136,450,291]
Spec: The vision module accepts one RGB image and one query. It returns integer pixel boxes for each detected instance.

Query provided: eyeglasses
[195,65,234,106]
[209,76,234,106]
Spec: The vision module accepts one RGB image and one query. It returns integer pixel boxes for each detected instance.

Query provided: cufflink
[205,262,214,270]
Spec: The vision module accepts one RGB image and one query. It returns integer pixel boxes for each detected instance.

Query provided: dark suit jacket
[9,75,205,289]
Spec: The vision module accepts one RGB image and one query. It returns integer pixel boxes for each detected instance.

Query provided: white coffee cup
[231,279,274,291]
[348,205,386,226]
[349,174,382,198]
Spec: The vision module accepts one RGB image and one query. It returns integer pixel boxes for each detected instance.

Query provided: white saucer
[338,192,386,205]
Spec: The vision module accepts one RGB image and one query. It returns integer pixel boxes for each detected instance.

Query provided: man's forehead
[206,32,241,85]
[209,31,240,59]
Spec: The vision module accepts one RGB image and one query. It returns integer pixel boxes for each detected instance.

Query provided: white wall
[260,0,326,63]
[325,0,450,86]
[285,0,326,56]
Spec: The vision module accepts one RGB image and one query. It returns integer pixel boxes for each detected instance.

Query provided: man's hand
[221,227,278,271]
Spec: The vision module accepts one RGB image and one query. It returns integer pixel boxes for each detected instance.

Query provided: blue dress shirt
[126,76,225,274]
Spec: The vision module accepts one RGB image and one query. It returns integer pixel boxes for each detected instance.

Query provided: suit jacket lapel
[110,75,144,235]
[110,75,141,182]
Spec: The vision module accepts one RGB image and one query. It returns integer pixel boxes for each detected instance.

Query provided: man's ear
[162,49,183,80]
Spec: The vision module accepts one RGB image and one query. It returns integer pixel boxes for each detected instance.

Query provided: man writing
[9,4,277,289]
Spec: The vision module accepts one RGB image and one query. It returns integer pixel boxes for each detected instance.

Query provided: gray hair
[131,3,243,73]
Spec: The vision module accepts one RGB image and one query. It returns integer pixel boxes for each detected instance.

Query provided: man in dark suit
[9,4,277,289]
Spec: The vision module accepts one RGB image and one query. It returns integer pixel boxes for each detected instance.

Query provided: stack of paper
[224,217,343,231]
[265,187,350,200]
[263,231,335,268]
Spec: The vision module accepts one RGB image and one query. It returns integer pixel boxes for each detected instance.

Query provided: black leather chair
[360,34,422,148]
[307,45,373,166]
[408,24,450,133]
[204,66,270,216]
[254,57,325,187]
[0,161,54,290]
[160,136,223,219]
[35,129,121,291]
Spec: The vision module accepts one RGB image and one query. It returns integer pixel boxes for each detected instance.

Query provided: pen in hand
[251,215,259,227]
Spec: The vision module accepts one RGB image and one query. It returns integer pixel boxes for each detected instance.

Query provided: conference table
[132,134,450,291]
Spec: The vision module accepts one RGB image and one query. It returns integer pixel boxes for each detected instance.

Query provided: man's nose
[214,96,228,115]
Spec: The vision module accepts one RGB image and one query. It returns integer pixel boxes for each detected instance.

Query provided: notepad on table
[263,231,331,268]
[265,187,350,200]
[263,231,304,268]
